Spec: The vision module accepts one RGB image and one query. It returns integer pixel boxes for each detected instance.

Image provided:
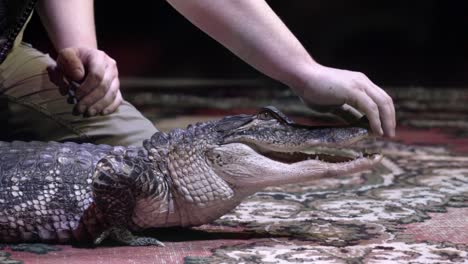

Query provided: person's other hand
[48,47,122,116]
[296,65,396,137]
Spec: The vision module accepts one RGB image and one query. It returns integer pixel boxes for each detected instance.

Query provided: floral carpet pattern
[1,87,467,263]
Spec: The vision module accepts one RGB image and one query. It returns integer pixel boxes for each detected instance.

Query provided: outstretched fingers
[365,83,396,137]
[349,89,383,136]
[347,76,395,137]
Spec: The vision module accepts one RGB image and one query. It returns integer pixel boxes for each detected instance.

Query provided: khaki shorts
[0,43,157,146]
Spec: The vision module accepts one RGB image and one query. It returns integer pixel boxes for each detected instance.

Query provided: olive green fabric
[0,43,157,146]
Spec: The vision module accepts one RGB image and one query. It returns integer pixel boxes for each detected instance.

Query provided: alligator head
[207,106,381,190]
[141,106,382,226]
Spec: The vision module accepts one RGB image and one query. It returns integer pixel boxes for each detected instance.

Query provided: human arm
[37,0,122,116]
[166,0,395,137]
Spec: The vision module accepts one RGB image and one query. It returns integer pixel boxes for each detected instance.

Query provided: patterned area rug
[1,87,467,264]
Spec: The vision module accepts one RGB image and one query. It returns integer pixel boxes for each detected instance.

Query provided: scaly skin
[0,107,382,246]
[0,141,145,243]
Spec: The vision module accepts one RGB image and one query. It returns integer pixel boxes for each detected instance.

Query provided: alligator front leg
[94,227,165,247]
[92,155,165,247]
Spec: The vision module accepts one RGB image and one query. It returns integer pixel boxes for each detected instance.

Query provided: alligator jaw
[209,142,382,191]
[253,145,380,165]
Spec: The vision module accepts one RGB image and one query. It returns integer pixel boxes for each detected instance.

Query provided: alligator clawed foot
[126,236,166,247]
[94,229,111,245]
[94,227,165,247]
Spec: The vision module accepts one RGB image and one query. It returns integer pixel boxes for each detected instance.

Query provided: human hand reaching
[48,47,122,116]
[296,65,396,137]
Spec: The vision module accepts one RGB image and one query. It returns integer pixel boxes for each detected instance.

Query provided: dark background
[24,0,468,87]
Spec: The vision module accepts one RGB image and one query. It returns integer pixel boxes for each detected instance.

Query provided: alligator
[0,106,381,246]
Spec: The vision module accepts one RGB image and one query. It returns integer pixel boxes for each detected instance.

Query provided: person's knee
[80,101,157,146]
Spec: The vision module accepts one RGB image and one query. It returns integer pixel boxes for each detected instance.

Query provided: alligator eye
[257,111,273,120]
